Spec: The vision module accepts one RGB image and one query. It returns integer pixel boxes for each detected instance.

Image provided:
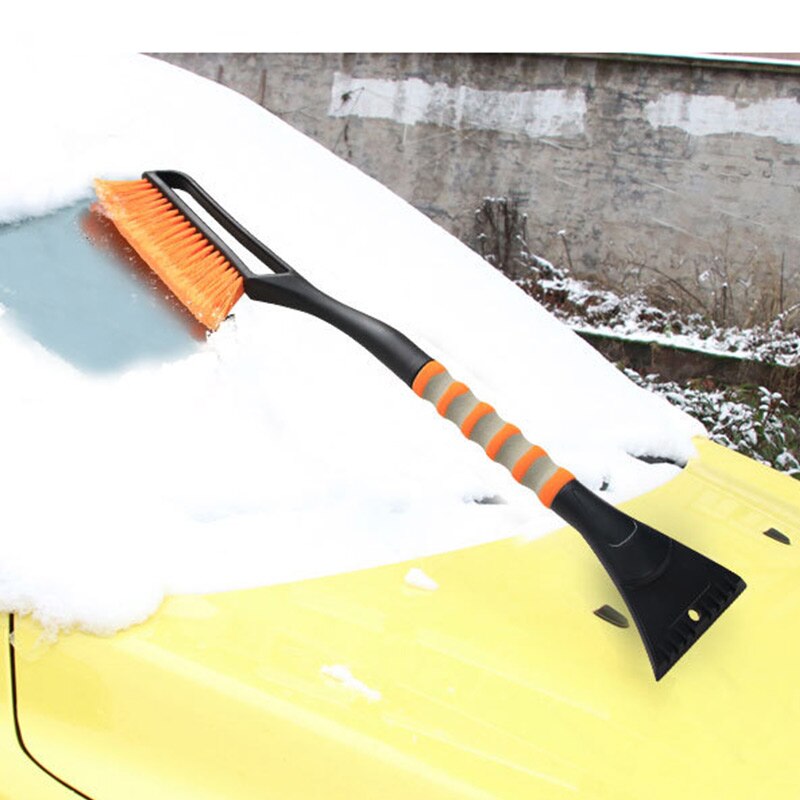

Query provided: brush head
[93,178,244,331]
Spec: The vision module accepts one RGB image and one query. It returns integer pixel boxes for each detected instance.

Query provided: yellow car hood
[5,439,800,799]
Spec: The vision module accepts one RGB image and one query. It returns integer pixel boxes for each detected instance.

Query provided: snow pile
[321,665,382,702]
[0,54,703,635]
[404,568,439,591]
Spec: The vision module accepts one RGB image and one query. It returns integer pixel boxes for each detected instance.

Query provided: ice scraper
[93,170,746,680]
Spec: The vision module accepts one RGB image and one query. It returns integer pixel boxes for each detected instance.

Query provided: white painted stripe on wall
[329,73,587,138]
[645,92,800,145]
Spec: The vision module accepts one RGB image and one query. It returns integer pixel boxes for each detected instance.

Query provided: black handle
[244,273,431,385]
[550,480,672,587]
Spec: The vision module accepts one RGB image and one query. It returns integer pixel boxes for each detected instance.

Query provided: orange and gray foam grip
[412,360,575,508]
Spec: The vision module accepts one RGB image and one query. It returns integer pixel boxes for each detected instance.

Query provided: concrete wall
[155,53,800,326]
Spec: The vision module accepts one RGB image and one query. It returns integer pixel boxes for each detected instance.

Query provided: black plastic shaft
[244,273,431,386]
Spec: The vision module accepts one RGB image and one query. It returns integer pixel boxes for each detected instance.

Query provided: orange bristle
[93,178,244,331]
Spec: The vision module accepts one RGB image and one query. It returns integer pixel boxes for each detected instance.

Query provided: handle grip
[412,358,676,589]
[411,360,575,508]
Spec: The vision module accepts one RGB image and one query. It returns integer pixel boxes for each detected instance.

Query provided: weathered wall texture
[155,53,800,325]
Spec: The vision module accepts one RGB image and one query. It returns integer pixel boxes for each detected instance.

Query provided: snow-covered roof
[0,54,702,634]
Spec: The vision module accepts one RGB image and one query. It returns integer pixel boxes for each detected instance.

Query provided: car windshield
[0,203,204,373]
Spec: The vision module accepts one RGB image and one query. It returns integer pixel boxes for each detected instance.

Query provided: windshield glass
[0,203,204,373]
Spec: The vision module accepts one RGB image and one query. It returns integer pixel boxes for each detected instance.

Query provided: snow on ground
[536,270,800,368]
[566,297,800,368]
[0,54,704,635]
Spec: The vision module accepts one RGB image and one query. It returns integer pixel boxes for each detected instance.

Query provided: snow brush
[94,171,746,680]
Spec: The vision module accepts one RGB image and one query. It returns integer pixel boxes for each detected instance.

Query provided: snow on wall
[328,72,800,147]
[329,73,800,147]
[329,72,587,138]
[645,92,800,145]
